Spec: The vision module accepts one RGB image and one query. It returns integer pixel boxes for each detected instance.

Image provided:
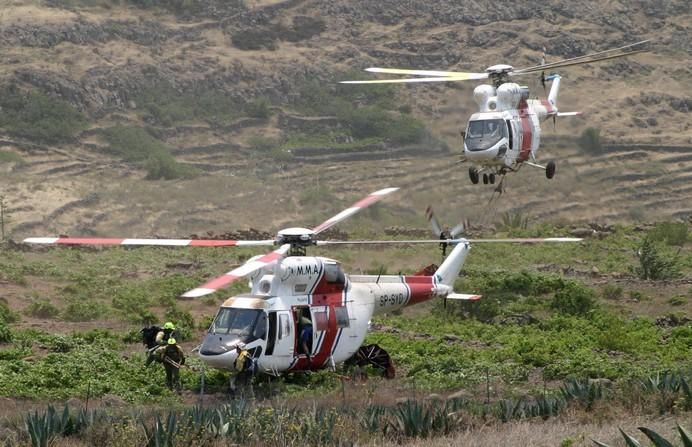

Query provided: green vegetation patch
[137,83,240,127]
[0,329,187,401]
[101,126,197,180]
[286,76,435,150]
[231,16,327,50]
[0,151,24,164]
[0,86,86,144]
[370,310,690,389]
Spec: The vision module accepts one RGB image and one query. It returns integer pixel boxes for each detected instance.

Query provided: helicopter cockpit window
[324,262,345,285]
[210,308,266,342]
[465,119,507,151]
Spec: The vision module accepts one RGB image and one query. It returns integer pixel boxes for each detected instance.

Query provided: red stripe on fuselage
[518,99,533,162]
[404,275,435,306]
[540,99,555,115]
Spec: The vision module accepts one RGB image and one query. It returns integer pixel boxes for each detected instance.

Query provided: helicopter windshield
[210,307,266,341]
[465,119,507,151]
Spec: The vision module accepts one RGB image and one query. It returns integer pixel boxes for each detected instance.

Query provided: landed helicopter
[24,188,580,377]
[342,41,649,188]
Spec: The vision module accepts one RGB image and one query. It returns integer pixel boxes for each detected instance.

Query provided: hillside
[0,0,690,238]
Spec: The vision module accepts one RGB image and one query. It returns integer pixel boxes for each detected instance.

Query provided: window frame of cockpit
[464,118,507,151]
[209,307,267,343]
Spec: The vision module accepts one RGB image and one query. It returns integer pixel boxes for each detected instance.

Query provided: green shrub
[0,87,86,144]
[551,282,596,315]
[0,301,19,324]
[102,126,167,162]
[648,222,688,246]
[102,126,194,180]
[601,284,623,300]
[633,236,681,280]
[245,97,271,119]
[164,306,194,341]
[0,151,25,164]
[248,136,277,153]
[24,300,60,319]
[282,16,327,42]
[138,83,241,126]
[577,127,602,153]
[144,152,194,180]
[0,322,11,343]
[62,300,101,322]
[231,28,278,51]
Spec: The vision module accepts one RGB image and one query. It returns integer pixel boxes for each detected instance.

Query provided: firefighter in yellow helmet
[154,337,185,392]
[230,342,255,398]
[155,321,176,345]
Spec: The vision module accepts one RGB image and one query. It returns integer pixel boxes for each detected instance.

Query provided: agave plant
[561,378,604,410]
[592,424,692,447]
[389,400,432,438]
[142,412,177,447]
[300,405,338,445]
[360,404,387,434]
[25,404,76,447]
[642,371,684,393]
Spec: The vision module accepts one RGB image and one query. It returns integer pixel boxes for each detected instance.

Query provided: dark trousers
[164,363,181,391]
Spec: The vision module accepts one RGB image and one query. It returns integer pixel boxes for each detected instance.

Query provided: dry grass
[402,414,689,447]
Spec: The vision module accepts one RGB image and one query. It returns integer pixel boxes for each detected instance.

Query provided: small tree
[633,236,681,280]
[551,282,596,315]
[577,127,602,153]
[0,195,10,241]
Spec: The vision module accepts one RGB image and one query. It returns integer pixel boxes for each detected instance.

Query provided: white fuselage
[197,256,446,374]
[463,81,558,170]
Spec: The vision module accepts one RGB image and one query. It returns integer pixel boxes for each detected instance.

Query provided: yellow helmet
[163,322,175,330]
[167,338,177,345]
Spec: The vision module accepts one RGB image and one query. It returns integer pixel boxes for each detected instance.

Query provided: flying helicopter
[341,40,649,188]
[24,188,581,377]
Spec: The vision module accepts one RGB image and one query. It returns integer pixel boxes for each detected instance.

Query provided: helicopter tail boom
[433,241,471,288]
[547,73,561,106]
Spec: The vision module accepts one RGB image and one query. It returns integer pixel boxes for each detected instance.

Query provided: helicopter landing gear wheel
[469,167,479,184]
[351,344,395,379]
[489,173,496,184]
[482,173,489,185]
[546,161,556,179]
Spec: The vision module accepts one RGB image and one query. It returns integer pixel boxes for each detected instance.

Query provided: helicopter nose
[464,145,498,161]
[199,333,240,356]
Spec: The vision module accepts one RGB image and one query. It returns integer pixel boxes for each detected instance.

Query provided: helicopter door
[294,306,314,358]
[506,119,514,151]
[265,311,294,362]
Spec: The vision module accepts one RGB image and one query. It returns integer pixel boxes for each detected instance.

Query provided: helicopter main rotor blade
[340,76,480,84]
[365,67,488,79]
[515,40,649,74]
[181,244,290,298]
[318,237,582,245]
[23,237,275,247]
[311,187,398,234]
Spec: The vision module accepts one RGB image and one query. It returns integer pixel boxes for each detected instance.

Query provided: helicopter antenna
[376,265,385,284]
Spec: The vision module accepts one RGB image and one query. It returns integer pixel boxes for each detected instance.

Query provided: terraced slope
[0,0,690,237]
